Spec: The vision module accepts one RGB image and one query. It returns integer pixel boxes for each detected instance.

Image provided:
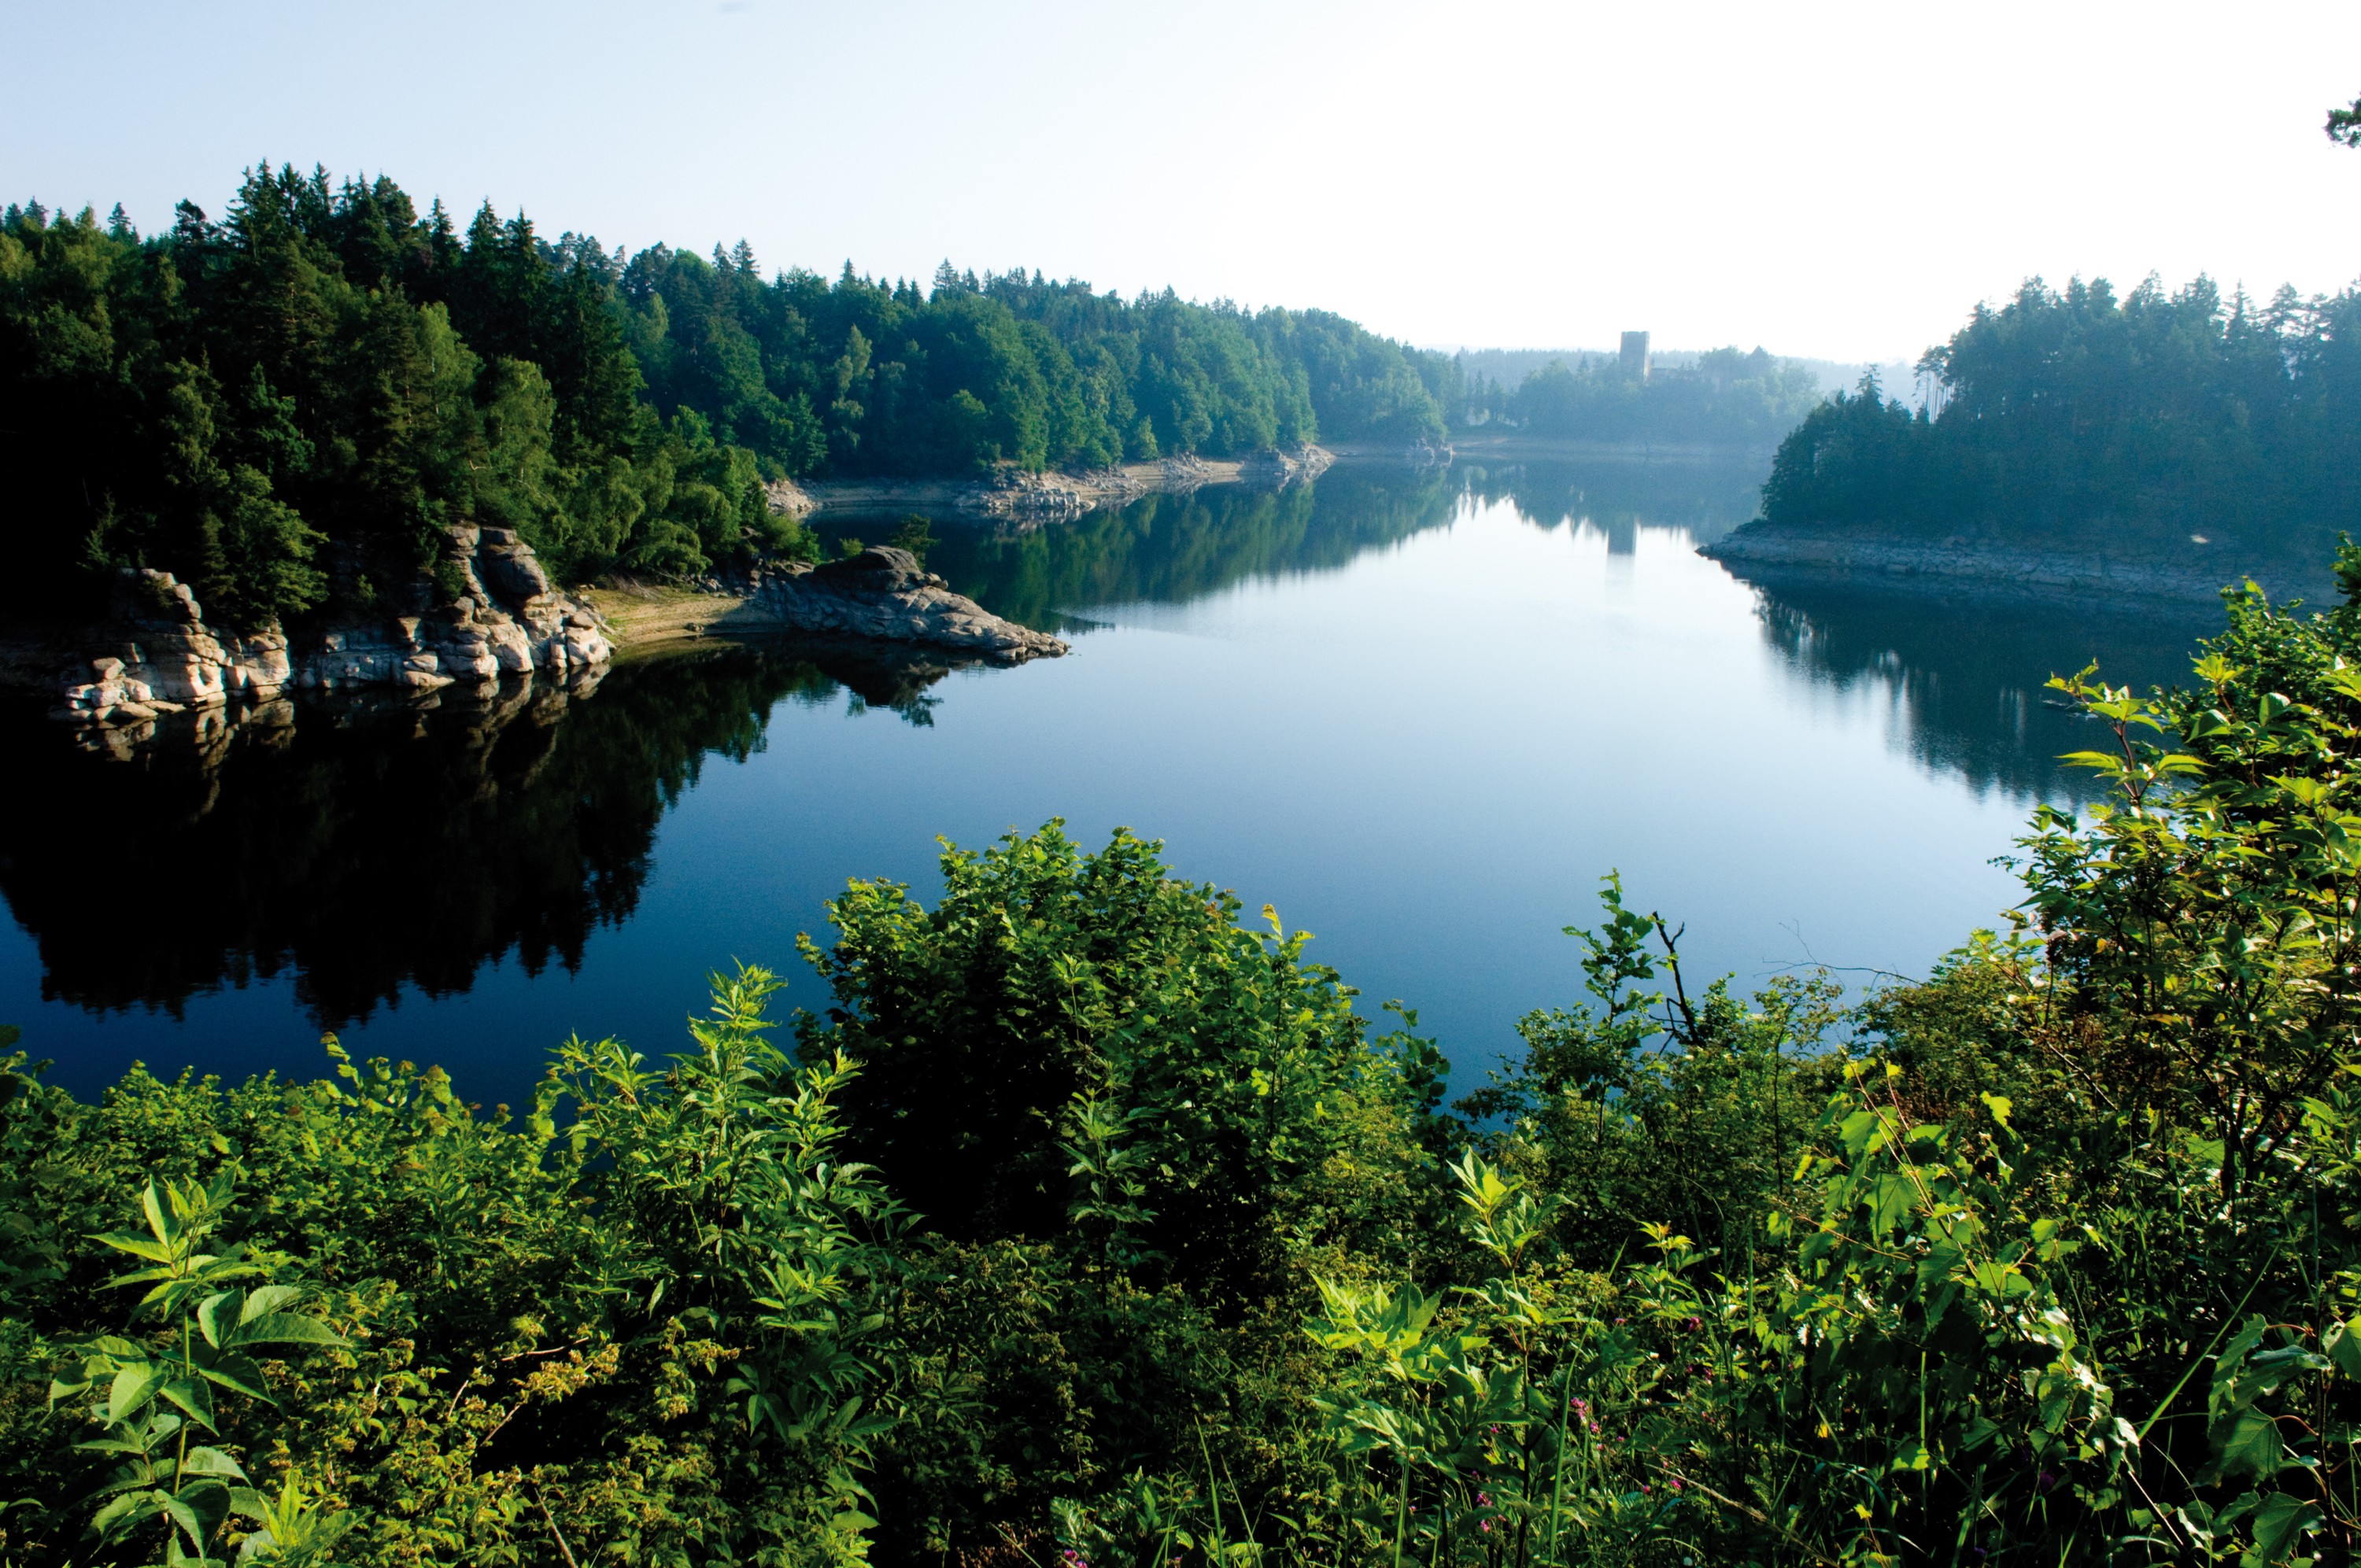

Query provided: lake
[0,456,2219,1107]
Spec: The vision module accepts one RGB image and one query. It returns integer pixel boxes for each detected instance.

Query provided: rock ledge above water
[54,524,613,729]
[730,547,1066,661]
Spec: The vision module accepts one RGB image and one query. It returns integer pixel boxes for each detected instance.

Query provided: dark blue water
[0,459,2215,1106]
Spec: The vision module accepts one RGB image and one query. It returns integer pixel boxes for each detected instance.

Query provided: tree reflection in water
[0,638,966,1028]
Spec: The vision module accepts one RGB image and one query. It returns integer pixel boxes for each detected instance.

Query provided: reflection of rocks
[59,665,608,780]
[1,644,840,1028]
[733,547,1068,661]
[53,526,612,730]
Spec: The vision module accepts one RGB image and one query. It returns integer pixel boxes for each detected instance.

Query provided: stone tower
[1619,331,1650,381]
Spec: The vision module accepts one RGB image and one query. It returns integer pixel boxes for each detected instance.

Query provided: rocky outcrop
[54,573,296,729]
[54,525,613,729]
[733,547,1066,661]
[1701,527,2314,607]
[1157,453,1216,492]
[954,467,1148,526]
[1237,443,1336,488]
[301,525,611,692]
[763,477,816,519]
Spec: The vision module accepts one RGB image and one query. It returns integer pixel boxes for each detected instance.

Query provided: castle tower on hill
[1619,331,1650,381]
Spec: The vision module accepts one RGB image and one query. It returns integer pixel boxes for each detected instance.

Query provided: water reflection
[1732,575,2219,802]
[0,640,971,1028]
[1441,455,2223,803]
[1458,456,1770,550]
[825,465,1465,630]
[0,452,2245,1094]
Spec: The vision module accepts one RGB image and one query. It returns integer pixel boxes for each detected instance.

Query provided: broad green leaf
[90,1489,166,1544]
[224,1311,345,1350]
[179,1447,249,1481]
[239,1284,305,1322]
[92,1230,174,1264]
[2204,1407,2287,1484]
[108,1361,168,1426]
[194,1347,275,1402]
[158,1375,218,1430]
[2245,1489,2322,1565]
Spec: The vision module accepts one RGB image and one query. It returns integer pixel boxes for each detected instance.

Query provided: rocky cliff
[54,523,613,729]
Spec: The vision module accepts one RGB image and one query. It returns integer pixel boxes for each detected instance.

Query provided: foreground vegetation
[0,165,1454,628]
[12,548,2361,1565]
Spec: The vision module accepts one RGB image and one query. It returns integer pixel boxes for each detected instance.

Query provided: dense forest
[1747,273,2361,575]
[7,555,2361,1564]
[0,164,1454,628]
[1459,346,1827,449]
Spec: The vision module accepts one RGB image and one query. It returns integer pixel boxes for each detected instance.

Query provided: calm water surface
[0,459,2215,1105]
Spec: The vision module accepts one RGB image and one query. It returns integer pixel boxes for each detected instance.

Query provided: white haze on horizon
[6,0,2359,367]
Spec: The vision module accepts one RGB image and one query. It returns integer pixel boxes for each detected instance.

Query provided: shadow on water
[1735,574,2224,802]
[0,638,968,1028]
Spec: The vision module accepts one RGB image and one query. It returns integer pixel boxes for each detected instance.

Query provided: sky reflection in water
[0,459,2219,1105]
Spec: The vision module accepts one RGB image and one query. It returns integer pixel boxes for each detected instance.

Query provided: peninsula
[1705,274,2361,603]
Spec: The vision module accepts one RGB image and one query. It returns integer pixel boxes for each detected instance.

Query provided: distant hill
[1441,346,1916,404]
[1439,345,1864,451]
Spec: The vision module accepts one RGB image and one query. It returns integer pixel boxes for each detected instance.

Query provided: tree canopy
[1750,273,2361,577]
[1460,345,1826,448]
[0,165,1454,629]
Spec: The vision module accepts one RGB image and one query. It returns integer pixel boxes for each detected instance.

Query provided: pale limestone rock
[742,546,1066,662]
[57,533,601,729]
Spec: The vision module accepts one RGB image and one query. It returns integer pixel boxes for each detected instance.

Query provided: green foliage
[1753,276,2361,577]
[3,170,1447,626]
[1465,345,1824,449]
[31,552,2361,1561]
[885,516,933,564]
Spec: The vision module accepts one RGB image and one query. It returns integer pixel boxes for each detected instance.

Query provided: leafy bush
[19,555,2361,1562]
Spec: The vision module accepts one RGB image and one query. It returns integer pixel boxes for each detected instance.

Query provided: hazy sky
[9,1,2360,362]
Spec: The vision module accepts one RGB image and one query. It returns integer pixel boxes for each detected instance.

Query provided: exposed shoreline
[777,442,1347,531]
[1444,431,1776,464]
[1701,526,2326,609]
[9,441,1473,730]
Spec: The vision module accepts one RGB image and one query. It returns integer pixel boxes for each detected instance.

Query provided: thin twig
[530,1481,582,1568]
[1652,1465,1839,1566]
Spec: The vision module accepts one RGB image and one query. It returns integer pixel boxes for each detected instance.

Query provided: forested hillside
[0,164,1453,628]
[1748,274,2361,574]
